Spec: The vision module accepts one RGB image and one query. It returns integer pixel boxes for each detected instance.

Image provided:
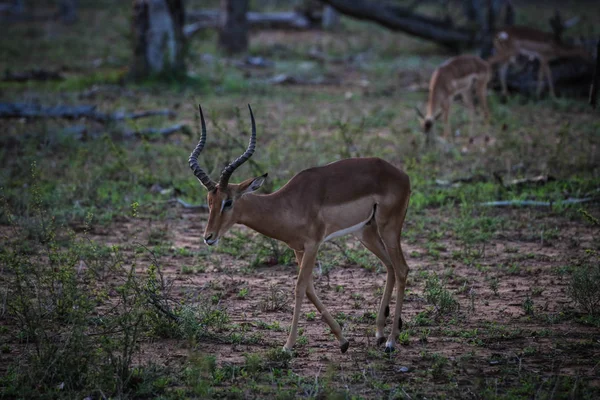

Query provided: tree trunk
[130,0,186,81]
[58,0,77,23]
[319,0,476,50]
[590,38,600,109]
[322,6,339,30]
[219,0,248,55]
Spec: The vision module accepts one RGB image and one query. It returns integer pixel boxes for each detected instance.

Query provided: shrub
[568,263,600,316]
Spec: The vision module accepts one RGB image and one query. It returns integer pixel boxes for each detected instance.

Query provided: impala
[189,105,411,353]
[487,26,592,99]
[416,54,491,140]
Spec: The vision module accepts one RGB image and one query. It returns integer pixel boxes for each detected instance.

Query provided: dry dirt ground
[82,201,600,397]
[1,3,599,397]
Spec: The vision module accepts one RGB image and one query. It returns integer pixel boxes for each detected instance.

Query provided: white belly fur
[451,73,477,93]
[323,207,375,242]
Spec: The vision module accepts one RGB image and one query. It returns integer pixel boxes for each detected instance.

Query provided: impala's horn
[414,106,425,120]
[218,104,257,188]
[189,105,217,192]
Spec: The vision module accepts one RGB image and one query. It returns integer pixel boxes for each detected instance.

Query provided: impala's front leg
[284,245,318,352]
[293,250,348,352]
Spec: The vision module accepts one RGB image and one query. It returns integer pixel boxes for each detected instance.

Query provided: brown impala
[487,26,592,99]
[416,54,491,140]
[189,105,412,353]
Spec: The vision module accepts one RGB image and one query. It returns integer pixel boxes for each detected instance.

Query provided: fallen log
[0,102,176,122]
[3,69,64,82]
[436,174,555,189]
[318,0,476,49]
[492,55,594,98]
[267,73,340,86]
[480,198,597,207]
[184,9,316,37]
[123,124,188,140]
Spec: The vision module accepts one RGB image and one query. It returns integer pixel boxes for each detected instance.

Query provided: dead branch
[319,0,476,49]
[437,174,555,189]
[480,198,597,207]
[267,73,340,86]
[3,69,64,82]
[0,102,176,122]
[591,38,600,109]
[123,124,189,140]
[435,174,489,187]
[111,109,176,121]
[173,198,209,211]
[183,20,217,37]
[184,9,316,38]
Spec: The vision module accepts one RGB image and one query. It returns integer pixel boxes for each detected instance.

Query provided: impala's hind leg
[355,221,394,346]
[461,89,475,136]
[377,200,410,353]
[476,75,490,124]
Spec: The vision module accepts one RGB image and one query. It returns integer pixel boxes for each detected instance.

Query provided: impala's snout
[204,233,218,246]
[423,119,433,132]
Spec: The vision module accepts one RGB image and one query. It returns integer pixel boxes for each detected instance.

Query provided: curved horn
[218,104,257,188]
[189,105,217,192]
[414,106,425,119]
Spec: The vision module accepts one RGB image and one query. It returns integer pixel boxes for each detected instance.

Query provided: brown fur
[487,26,592,98]
[423,54,491,139]
[201,157,411,352]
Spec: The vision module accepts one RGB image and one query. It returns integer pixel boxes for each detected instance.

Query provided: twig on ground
[3,69,64,82]
[267,74,341,86]
[173,198,209,211]
[123,124,189,140]
[0,102,176,122]
[480,197,597,207]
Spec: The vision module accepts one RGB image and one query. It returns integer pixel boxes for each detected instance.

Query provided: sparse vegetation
[0,0,599,398]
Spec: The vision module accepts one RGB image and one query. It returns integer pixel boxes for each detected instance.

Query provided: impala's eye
[222,199,233,211]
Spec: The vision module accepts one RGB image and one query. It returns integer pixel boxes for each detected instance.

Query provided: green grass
[1,1,600,398]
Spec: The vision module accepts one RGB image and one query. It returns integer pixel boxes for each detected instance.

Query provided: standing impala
[487,26,592,99]
[189,105,411,353]
[416,54,491,140]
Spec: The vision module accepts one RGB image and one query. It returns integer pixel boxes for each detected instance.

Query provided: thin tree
[130,0,186,81]
[218,0,249,54]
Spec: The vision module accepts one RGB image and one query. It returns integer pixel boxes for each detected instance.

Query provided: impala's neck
[235,192,295,244]
[426,80,442,120]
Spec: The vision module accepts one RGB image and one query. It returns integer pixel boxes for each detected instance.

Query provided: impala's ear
[239,173,268,196]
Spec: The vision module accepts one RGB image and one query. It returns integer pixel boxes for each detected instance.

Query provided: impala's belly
[321,200,376,242]
[518,47,540,60]
[450,73,478,93]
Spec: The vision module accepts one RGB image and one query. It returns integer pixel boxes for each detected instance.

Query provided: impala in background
[487,26,592,99]
[189,105,412,353]
[416,54,491,142]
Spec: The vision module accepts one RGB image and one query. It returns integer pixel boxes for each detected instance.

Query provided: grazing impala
[487,26,592,99]
[189,105,411,353]
[416,54,491,140]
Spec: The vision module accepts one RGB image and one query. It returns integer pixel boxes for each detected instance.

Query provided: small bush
[568,263,600,316]
[424,274,460,316]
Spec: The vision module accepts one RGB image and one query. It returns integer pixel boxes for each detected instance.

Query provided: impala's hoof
[282,345,293,353]
[377,337,386,346]
[384,342,396,353]
[340,340,350,353]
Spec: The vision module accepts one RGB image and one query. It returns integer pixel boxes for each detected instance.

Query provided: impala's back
[274,157,410,241]
[424,55,490,131]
